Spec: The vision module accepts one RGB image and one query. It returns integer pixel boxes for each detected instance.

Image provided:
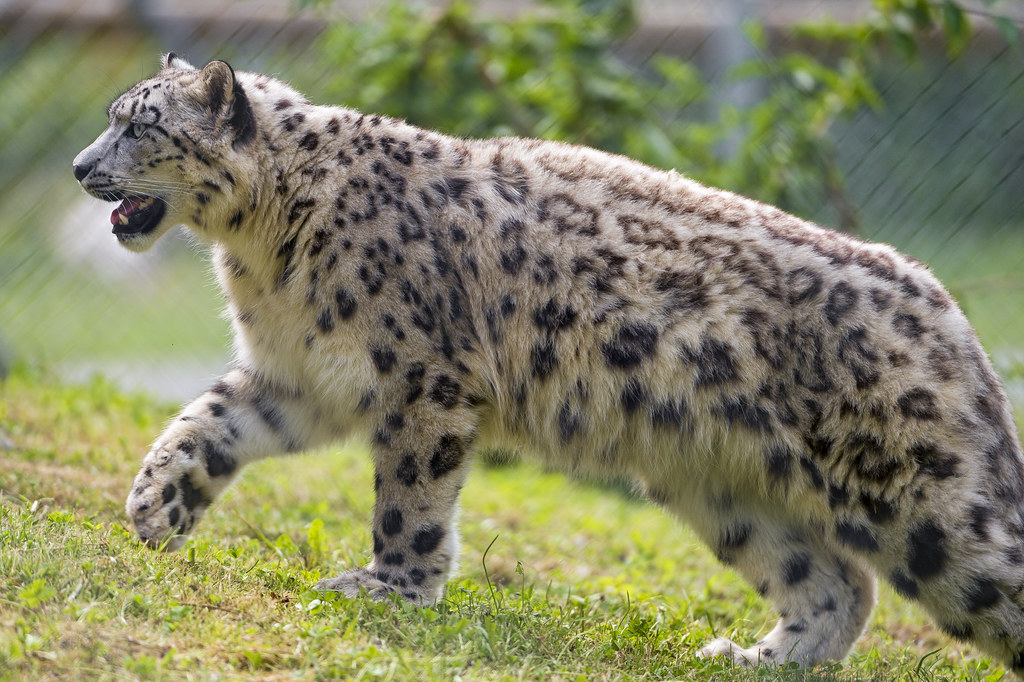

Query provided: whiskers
[110,176,195,213]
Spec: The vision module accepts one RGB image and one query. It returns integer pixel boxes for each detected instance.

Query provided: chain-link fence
[1,0,1022,408]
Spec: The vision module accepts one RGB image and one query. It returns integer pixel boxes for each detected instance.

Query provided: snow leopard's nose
[73,161,94,182]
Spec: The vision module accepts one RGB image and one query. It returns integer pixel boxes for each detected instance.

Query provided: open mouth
[110,195,166,237]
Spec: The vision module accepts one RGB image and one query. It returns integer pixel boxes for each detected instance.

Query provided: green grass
[0,368,1018,681]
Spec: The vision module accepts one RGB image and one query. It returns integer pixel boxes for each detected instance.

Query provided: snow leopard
[73,54,1024,672]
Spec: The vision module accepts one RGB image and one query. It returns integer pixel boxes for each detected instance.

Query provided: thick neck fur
[209,72,458,294]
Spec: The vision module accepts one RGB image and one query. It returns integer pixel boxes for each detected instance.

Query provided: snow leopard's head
[73,54,256,252]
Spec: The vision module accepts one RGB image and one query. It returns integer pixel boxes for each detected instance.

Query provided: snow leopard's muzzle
[73,107,180,250]
[73,141,171,250]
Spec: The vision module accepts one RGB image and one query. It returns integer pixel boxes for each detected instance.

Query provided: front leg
[126,366,321,548]
[317,389,477,604]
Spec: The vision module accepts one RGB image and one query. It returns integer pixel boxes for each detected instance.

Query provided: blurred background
[1,0,1022,408]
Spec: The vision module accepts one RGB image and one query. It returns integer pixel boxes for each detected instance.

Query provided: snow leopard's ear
[194,60,237,113]
[190,60,256,149]
[161,52,196,71]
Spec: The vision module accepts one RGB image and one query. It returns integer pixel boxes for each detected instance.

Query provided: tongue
[111,197,143,225]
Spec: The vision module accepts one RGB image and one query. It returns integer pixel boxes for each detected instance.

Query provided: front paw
[698,637,776,667]
[316,568,397,600]
[316,566,441,605]
[125,443,214,549]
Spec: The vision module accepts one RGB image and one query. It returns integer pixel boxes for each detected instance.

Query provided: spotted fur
[75,55,1024,673]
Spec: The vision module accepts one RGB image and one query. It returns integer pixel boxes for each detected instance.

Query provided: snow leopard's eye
[127,121,149,139]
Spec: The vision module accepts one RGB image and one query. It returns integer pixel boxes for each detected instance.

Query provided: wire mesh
[0,0,1022,407]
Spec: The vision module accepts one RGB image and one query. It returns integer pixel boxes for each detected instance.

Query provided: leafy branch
[303,0,1019,231]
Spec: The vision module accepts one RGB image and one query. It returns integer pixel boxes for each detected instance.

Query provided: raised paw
[125,443,215,549]
[698,637,779,667]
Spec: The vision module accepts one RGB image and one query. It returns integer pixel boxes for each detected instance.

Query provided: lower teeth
[119,198,156,226]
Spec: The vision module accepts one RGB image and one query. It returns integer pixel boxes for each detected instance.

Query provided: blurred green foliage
[315,0,711,164]
[308,0,1019,230]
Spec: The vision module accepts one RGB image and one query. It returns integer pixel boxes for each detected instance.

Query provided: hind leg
[685,498,876,666]
[855,484,1024,673]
